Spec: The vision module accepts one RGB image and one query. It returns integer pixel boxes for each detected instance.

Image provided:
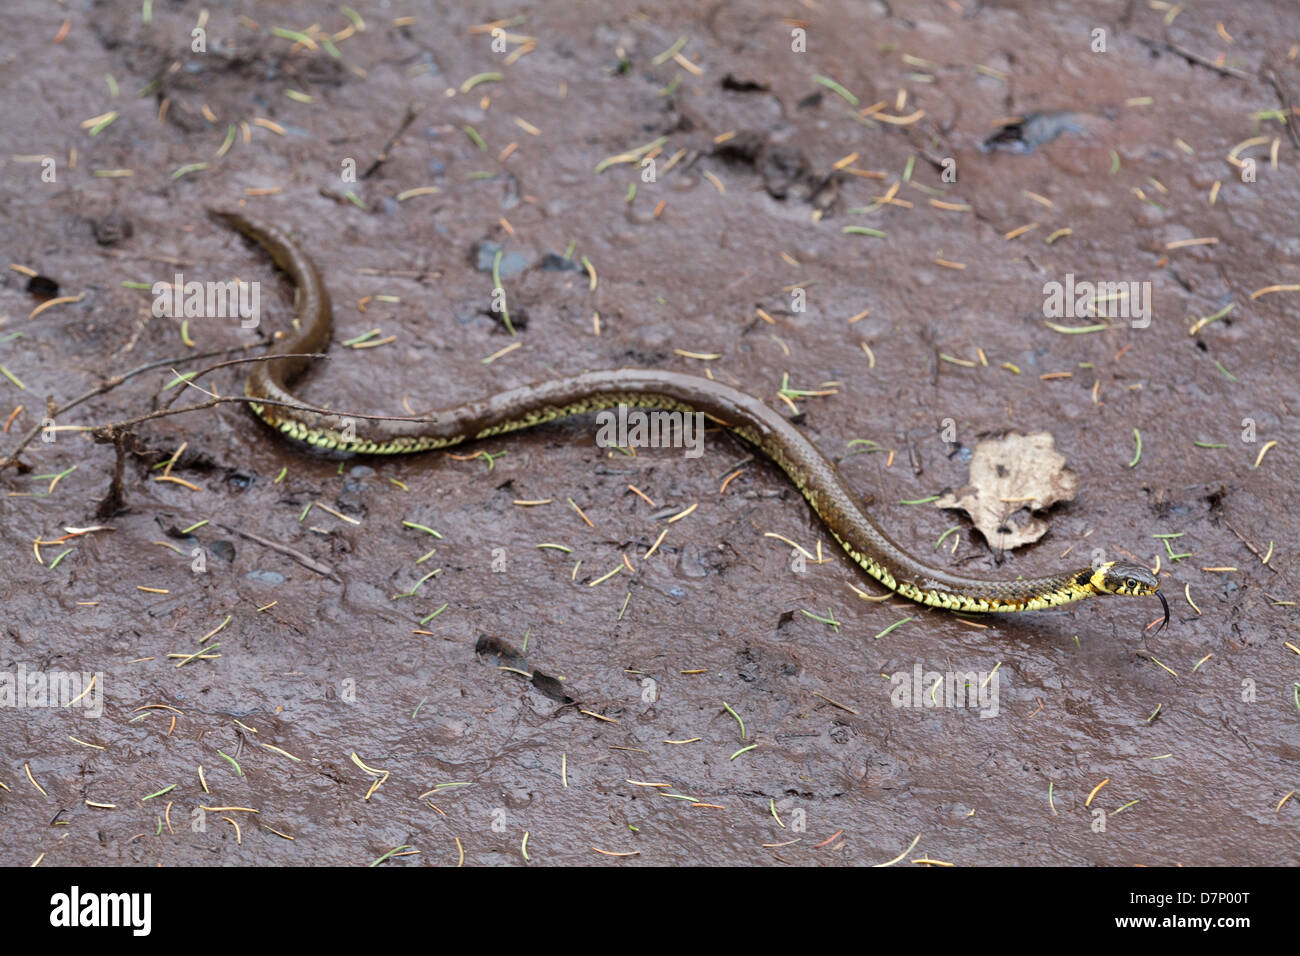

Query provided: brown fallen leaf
[934,431,1078,551]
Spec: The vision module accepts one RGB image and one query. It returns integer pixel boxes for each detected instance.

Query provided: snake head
[1090,562,1168,631]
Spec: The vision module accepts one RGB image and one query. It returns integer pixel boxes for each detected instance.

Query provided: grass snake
[209,208,1168,628]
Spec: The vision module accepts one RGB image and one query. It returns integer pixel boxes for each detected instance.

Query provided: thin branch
[216,523,341,582]
[84,393,436,443]
[362,101,423,179]
[1132,34,1252,81]
[158,352,327,411]
[0,343,261,472]
[1223,519,1286,580]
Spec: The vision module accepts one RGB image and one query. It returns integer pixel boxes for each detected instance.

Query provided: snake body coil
[210,209,1167,625]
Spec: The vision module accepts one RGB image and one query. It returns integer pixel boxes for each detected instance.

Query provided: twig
[216,523,340,582]
[95,430,132,518]
[85,393,435,440]
[159,353,327,411]
[1131,35,1252,81]
[6,352,439,474]
[362,102,423,179]
[0,343,260,473]
[1223,519,1283,578]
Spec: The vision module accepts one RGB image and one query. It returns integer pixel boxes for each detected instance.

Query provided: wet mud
[1,0,1297,865]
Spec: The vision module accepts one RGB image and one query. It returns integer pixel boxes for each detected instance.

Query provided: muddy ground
[1,0,1297,867]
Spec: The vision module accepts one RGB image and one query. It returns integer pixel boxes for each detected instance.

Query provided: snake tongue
[1155,590,1170,632]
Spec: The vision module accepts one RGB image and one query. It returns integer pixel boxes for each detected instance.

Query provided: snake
[209,208,1168,628]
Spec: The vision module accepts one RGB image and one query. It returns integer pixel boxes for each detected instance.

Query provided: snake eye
[1124,577,1137,590]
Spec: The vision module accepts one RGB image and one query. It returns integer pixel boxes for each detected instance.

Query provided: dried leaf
[934,431,1078,550]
